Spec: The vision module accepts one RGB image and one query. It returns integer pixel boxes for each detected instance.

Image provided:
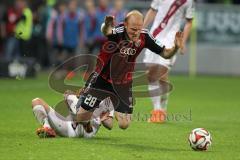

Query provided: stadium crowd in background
[0,0,239,71]
[0,0,127,70]
[0,0,238,62]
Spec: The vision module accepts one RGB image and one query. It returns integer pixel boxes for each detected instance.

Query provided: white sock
[43,118,51,128]
[148,81,161,110]
[161,94,169,111]
[32,105,51,128]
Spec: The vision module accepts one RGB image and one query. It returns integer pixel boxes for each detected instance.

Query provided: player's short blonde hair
[124,10,144,22]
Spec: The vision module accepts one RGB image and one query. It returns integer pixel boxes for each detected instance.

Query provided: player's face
[125,18,143,43]
[69,0,78,12]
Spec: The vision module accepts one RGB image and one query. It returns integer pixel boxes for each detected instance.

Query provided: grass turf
[0,72,240,160]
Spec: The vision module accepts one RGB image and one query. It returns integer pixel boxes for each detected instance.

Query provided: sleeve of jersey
[185,0,195,19]
[107,25,124,42]
[145,32,165,56]
[106,26,121,41]
[150,0,160,11]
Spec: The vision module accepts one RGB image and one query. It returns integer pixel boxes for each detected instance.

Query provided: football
[188,128,212,151]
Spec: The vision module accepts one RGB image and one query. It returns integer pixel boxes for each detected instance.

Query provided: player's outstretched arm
[162,32,183,59]
[101,16,115,36]
[181,19,193,54]
[145,31,183,59]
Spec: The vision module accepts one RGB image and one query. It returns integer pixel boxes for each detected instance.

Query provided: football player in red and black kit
[76,10,183,131]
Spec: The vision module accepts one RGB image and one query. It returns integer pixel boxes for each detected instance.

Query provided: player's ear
[124,17,128,28]
[124,21,127,29]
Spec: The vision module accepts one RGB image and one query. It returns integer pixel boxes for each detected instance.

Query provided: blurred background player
[143,0,195,123]
[83,0,96,55]
[1,0,32,60]
[82,0,97,79]
[47,0,84,78]
[14,0,32,58]
[79,0,110,80]
[109,0,127,24]
[46,1,66,67]
[93,0,110,49]
[63,0,84,57]
[1,0,22,60]
[62,0,84,78]
[32,92,114,138]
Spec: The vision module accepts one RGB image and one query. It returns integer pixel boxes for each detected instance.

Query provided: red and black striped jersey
[95,23,165,84]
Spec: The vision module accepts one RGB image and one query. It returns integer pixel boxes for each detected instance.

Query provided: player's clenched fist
[104,16,115,27]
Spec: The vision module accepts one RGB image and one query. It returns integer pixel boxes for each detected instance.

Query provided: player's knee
[102,119,113,130]
[103,123,113,130]
[147,73,159,82]
[118,121,130,130]
[147,69,160,82]
[31,98,44,108]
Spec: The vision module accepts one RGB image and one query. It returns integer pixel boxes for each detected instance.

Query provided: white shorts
[47,107,99,138]
[143,49,177,70]
[48,107,84,137]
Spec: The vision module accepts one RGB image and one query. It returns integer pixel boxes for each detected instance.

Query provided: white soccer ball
[188,128,212,151]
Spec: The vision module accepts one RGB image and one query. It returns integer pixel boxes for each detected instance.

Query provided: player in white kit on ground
[32,91,114,138]
[143,0,195,123]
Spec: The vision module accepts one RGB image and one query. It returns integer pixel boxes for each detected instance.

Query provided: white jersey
[47,95,114,138]
[47,107,100,138]
[143,0,194,68]
[150,0,194,47]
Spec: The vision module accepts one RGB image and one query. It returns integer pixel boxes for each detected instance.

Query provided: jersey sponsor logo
[120,47,136,55]
[102,40,137,54]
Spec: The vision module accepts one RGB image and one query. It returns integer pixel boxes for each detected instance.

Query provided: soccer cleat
[36,127,56,138]
[148,109,167,123]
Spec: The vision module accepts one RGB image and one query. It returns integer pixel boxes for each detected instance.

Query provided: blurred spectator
[83,0,97,54]
[29,0,50,68]
[93,0,111,48]
[46,1,66,66]
[64,0,84,77]
[82,0,97,77]
[63,0,84,56]
[0,3,6,57]
[1,0,23,60]
[14,0,33,58]
[109,0,127,24]
[47,0,57,7]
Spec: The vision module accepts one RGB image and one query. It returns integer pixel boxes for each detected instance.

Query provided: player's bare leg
[115,111,132,129]
[147,64,168,123]
[101,112,114,130]
[32,98,56,137]
[97,97,114,130]
[159,69,169,113]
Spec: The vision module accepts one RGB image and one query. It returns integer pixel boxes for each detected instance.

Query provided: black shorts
[78,72,133,114]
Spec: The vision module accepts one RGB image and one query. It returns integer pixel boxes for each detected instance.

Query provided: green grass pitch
[0,72,240,160]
